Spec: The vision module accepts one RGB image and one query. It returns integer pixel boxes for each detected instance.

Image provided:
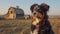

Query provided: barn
[4,6,24,19]
[14,6,24,19]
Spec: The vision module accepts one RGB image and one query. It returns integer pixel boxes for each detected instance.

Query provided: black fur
[38,3,54,34]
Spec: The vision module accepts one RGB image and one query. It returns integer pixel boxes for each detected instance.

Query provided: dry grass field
[0,16,60,34]
[0,19,31,34]
[49,16,60,34]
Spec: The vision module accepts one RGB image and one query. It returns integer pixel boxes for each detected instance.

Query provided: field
[0,19,31,34]
[0,16,60,34]
[49,16,60,34]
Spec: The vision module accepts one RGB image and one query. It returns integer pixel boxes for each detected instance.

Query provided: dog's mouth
[32,18,39,25]
[32,17,43,25]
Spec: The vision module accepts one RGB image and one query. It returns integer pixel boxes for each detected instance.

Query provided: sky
[0,0,60,15]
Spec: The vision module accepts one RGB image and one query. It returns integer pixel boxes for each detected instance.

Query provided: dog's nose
[37,16,40,18]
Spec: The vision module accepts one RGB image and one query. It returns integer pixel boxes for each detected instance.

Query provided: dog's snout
[37,16,40,18]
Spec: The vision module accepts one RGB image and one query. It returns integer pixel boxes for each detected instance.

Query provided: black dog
[30,3,54,34]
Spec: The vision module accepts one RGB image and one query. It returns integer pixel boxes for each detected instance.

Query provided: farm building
[4,6,24,19]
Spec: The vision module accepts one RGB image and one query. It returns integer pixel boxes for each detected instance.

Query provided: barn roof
[15,8,24,15]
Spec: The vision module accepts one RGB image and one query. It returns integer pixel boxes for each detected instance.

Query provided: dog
[30,4,45,34]
[30,3,54,34]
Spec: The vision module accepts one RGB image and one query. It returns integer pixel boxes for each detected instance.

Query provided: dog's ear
[45,5,50,11]
[40,3,50,12]
[30,4,38,13]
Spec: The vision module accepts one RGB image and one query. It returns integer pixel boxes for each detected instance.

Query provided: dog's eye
[34,13,36,15]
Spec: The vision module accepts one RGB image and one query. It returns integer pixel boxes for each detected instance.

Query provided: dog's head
[31,3,50,26]
[32,11,44,25]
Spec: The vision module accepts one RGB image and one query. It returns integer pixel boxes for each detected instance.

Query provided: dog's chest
[31,29,39,34]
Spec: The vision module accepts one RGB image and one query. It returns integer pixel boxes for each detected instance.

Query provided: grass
[0,19,31,34]
[0,17,60,34]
